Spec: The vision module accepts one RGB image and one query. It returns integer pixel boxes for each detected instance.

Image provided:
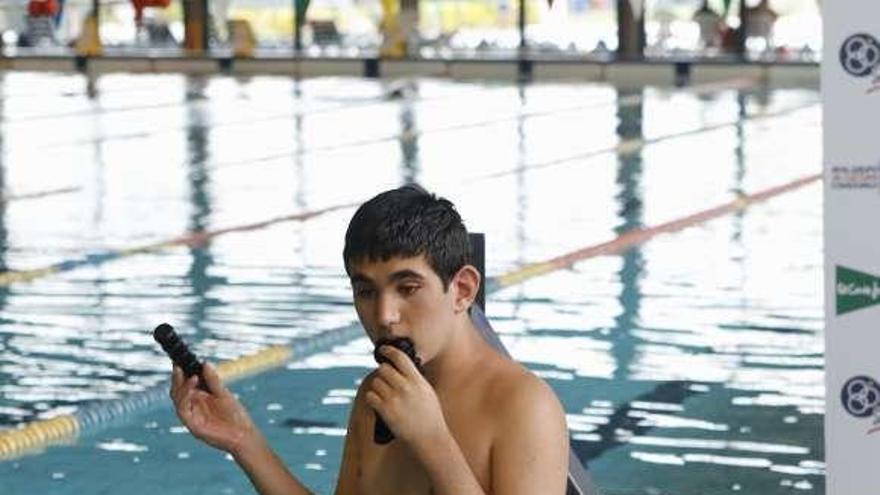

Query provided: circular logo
[840,33,880,77]
[842,375,880,418]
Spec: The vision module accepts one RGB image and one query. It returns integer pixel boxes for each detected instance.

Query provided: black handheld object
[153,323,206,390]
[372,337,424,445]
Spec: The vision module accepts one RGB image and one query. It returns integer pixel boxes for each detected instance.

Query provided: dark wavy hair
[343,184,471,290]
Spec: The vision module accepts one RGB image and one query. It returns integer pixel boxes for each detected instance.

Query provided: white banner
[824,2,880,494]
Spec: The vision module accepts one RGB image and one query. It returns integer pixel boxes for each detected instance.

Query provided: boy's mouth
[373,336,424,373]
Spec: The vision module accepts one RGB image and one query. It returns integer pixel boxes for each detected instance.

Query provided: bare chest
[356,402,493,494]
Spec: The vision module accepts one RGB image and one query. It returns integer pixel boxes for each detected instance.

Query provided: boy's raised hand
[170,362,261,456]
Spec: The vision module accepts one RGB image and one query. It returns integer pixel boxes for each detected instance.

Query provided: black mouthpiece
[153,323,203,379]
[372,337,423,445]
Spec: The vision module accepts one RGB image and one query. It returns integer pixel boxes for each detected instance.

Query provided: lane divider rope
[0,173,821,460]
[0,90,819,460]
[0,98,817,288]
[0,201,359,286]
[2,186,80,203]
[487,173,822,292]
[0,322,363,460]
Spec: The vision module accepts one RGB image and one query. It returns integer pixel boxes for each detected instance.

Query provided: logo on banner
[837,266,880,315]
[831,165,880,190]
[842,376,880,419]
[840,33,880,93]
[840,376,880,436]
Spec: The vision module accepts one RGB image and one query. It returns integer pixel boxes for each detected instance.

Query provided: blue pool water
[0,73,822,494]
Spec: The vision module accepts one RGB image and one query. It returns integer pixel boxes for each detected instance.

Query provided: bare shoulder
[484,358,566,423]
[482,358,570,493]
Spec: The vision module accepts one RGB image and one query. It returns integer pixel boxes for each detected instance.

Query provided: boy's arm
[488,377,569,495]
[236,388,369,495]
[409,428,487,495]
[171,364,315,495]
[233,434,316,495]
[334,380,367,495]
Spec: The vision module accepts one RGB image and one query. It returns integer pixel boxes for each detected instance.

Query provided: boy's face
[348,255,459,365]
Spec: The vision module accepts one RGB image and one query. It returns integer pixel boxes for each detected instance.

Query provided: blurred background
[0,0,821,61]
[0,0,828,494]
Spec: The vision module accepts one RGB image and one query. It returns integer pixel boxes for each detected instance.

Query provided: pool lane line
[0,78,807,462]
[469,101,819,184]
[206,78,765,173]
[210,94,814,212]
[204,84,807,180]
[486,173,822,292]
[15,83,520,151]
[2,186,81,203]
[0,94,816,288]
[0,201,359,287]
[0,98,816,287]
[0,171,820,461]
[0,322,364,460]
[30,77,761,158]
[2,78,496,125]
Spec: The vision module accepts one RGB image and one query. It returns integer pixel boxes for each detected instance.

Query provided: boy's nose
[376,295,401,329]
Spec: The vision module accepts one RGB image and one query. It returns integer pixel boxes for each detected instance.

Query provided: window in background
[224,0,381,53]
[733,0,821,59]
[769,0,820,59]
[526,0,617,55]
[431,0,617,57]
[5,0,119,51]
[55,0,92,46]
[643,0,820,59]
[303,0,380,54]
[1,2,34,48]
[227,0,292,49]
[646,0,702,55]
[85,0,182,49]
[421,0,523,56]
[102,0,148,47]
[0,0,820,57]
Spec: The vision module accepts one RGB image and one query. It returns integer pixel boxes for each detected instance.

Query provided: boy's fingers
[202,363,226,396]
[170,366,183,400]
[371,375,393,399]
[176,387,194,422]
[376,363,406,389]
[380,346,419,378]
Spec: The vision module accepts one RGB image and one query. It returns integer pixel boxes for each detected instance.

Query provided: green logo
[837,266,880,315]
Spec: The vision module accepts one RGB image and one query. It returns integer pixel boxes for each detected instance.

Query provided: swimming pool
[0,72,823,494]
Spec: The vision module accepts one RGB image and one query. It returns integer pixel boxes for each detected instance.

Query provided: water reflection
[0,75,824,494]
[183,77,220,340]
[512,85,528,320]
[0,79,13,423]
[396,83,420,185]
[611,87,645,384]
[292,79,309,280]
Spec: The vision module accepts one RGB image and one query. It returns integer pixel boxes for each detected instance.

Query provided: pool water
[0,73,823,494]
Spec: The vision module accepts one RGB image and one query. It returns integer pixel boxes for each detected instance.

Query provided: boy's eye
[399,285,420,296]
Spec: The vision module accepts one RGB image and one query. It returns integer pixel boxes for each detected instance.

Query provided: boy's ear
[452,265,481,314]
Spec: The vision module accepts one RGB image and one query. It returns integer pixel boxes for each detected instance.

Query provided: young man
[170,185,570,494]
